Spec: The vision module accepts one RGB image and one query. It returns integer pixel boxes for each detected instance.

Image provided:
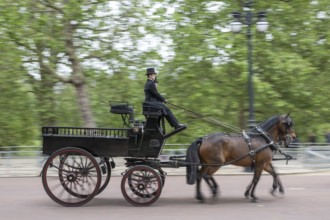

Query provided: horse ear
[286,112,291,118]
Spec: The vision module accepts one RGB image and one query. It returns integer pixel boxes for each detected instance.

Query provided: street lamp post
[230,1,268,129]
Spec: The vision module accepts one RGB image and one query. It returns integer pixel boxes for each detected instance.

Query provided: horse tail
[186,137,202,185]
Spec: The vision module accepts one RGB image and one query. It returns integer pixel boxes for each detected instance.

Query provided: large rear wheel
[42,147,101,207]
[121,165,162,206]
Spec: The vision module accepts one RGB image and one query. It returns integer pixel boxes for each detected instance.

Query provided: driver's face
[149,74,156,80]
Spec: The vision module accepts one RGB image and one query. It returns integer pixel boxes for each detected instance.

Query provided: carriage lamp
[229,1,269,129]
[133,126,139,133]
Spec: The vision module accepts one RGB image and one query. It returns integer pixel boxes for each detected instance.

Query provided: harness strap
[242,130,252,150]
[170,143,274,167]
[256,126,295,164]
[223,142,273,166]
[272,143,296,164]
[242,130,256,169]
[256,126,273,142]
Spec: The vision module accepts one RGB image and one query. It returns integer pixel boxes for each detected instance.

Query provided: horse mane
[253,115,280,132]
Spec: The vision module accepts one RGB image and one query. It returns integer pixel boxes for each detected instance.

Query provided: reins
[167,102,241,132]
[168,102,295,166]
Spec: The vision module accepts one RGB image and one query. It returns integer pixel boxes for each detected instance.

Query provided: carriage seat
[110,103,134,123]
[110,103,134,114]
[142,102,165,117]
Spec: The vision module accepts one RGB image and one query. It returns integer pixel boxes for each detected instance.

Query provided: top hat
[146,68,157,75]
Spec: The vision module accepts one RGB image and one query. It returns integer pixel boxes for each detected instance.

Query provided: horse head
[256,113,296,147]
[278,113,296,147]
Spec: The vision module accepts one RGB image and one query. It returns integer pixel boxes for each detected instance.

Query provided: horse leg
[196,168,205,202]
[203,174,218,198]
[249,167,263,202]
[278,176,285,194]
[244,181,253,199]
[264,163,278,196]
[264,163,284,196]
[270,163,285,194]
[209,176,219,198]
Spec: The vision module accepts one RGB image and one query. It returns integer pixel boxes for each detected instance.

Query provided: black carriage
[41,102,187,207]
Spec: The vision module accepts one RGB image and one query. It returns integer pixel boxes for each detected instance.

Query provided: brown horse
[186,113,296,202]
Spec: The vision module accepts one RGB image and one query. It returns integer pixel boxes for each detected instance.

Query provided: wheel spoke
[121,165,162,206]
[42,148,101,207]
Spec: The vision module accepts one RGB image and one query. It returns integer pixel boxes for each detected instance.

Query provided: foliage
[0,40,38,146]
[0,0,330,146]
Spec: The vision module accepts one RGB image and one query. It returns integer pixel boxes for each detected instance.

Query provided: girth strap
[242,130,256,169]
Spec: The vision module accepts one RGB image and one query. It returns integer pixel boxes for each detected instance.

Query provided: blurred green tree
[0,0,329,145]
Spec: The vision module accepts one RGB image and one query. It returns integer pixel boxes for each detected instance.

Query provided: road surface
[1,173,330,220]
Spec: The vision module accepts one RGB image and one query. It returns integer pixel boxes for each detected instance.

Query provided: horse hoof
[278,191,285,198]
[196,195,205,203]
[270,188,285,198]
[269,189,276,197]
[197,198,205,203]
[251,197,259,203]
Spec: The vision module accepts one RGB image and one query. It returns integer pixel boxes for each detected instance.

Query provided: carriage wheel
[97,157,111,195]
[42,147,101,207]
[121,165,162,206]
[157,168,166,188]
[58,156,110,197]
[59,156,111,195]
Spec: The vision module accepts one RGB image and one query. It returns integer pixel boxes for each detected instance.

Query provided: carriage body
[41,125,166,158]
[42,126,131,157]
[41,103,167,158]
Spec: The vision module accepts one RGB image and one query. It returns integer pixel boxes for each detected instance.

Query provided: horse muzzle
[285,132,296,147]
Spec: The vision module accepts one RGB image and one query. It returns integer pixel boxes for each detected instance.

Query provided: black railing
[42,126,128,138]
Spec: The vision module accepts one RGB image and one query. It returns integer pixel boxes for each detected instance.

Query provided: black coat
[144,79,165,103]
[144,79,168,114]
[143,79,179,127]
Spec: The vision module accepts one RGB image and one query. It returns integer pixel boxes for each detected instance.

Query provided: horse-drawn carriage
[41,102,187,207]
[41,102,296,207]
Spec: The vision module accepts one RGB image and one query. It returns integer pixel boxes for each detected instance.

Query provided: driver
[143,67,186,130]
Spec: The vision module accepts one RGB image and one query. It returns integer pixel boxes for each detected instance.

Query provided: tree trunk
[75,82,96,127]
[64,19,96,128]
[33,43,57,127]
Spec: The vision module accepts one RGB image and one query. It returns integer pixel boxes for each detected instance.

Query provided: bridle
[254,119,296,163]
[278,116,295,147]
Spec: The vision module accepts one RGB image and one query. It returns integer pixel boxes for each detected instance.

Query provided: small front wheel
[121,165,162,206]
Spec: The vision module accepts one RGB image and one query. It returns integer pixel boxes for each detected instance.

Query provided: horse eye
[286,122,293,129]
[283,121,289,128]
